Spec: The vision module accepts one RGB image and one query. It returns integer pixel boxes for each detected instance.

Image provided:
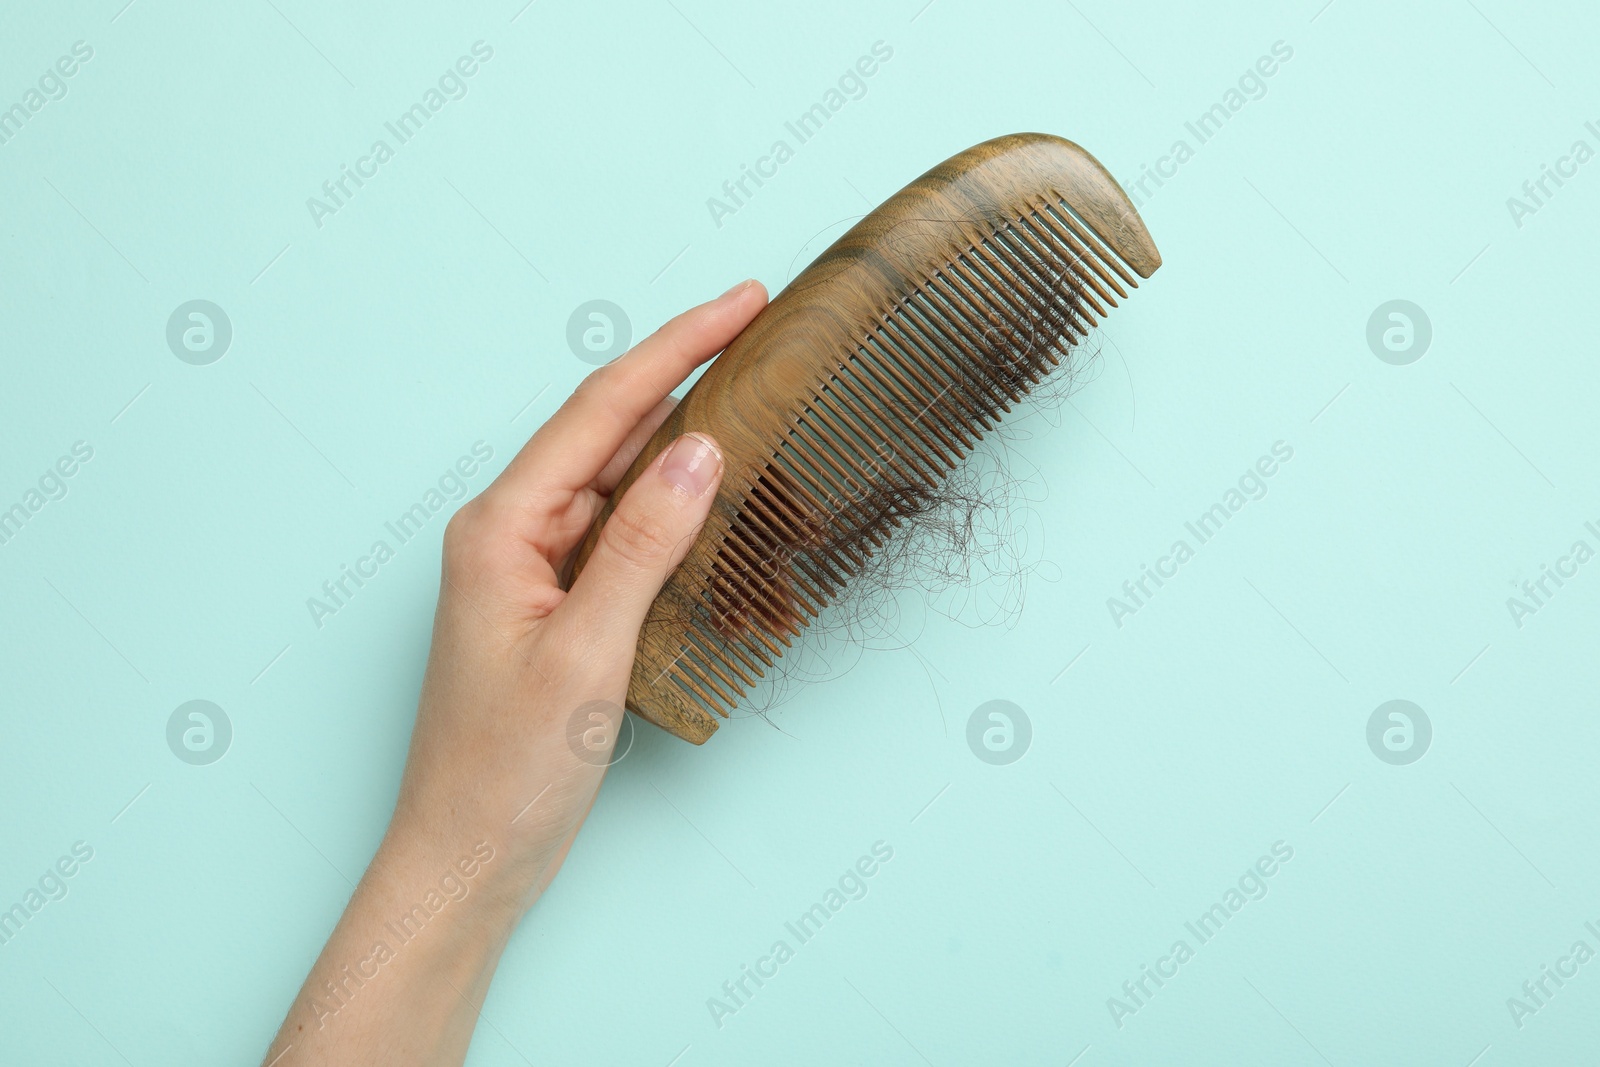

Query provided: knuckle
[572,366,607,396]
[442,500,501,571]
[599,505,675,568]
[575,360,626,395]
[572,366,631,421]
[441,503,477,553]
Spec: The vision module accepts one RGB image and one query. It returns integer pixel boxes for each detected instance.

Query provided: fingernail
[659,433,722,497]
[720,279,753,300]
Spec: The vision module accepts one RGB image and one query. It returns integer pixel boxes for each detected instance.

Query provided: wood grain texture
[571,132,1160,744]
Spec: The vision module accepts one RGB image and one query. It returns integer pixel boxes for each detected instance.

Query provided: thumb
[562,432,724,643]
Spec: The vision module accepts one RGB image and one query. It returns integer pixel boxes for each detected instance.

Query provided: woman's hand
[264,279,767,1066]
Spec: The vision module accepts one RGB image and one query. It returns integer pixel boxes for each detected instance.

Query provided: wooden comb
[571,132,1160,744]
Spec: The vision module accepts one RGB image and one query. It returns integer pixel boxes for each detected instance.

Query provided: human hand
[392,277,766,911]
[265,279,768,1065]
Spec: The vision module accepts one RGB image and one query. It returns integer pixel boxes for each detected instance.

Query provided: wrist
[362,819,526,952]
[274,824,525,1060]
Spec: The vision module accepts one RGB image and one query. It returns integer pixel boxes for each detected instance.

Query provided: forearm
[262,827,522,1066]
[260,282,761,1066]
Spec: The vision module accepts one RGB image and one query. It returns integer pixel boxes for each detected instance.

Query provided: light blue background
[3,0,1597,1063]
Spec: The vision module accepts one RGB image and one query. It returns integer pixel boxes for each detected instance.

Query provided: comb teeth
[663,198,1139,718]
[565,133,1162,743]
